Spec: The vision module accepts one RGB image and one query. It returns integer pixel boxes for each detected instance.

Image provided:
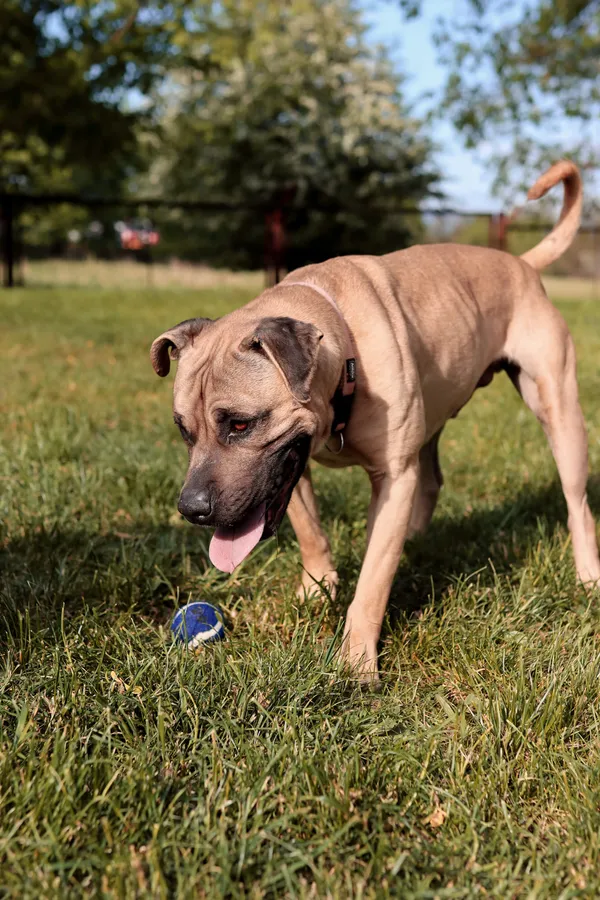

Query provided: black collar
[330,357,356,436]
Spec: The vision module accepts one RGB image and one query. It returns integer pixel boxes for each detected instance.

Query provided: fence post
[497,212,508,253]
[264,206,286,287]
[488,212,509,253]
[1,195,15,288]
[487,214,496,250]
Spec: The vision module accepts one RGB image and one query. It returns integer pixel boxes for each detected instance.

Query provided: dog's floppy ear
[150,317,212,377]
[240,316,323,403]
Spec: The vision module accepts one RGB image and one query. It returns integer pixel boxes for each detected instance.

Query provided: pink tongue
[209,502,266,573]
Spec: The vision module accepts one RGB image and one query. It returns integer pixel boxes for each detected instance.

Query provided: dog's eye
[176,422,194,445]
[218,410,268,441]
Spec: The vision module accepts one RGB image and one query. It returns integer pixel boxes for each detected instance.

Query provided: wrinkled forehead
[172,338,285,416]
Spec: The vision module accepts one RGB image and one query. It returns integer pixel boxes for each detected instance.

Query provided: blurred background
[1,0,598,292]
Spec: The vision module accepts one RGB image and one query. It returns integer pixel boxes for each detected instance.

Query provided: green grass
[2,283,600,899]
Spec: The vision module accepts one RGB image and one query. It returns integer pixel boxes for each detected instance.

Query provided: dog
[151,160,600,682]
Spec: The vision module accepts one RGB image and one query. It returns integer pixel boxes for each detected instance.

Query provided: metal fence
[2,192,599,291]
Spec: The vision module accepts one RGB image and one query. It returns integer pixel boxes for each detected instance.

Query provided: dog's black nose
[178,485,213,523]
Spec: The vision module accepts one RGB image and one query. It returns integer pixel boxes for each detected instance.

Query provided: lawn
[2,281,600,898]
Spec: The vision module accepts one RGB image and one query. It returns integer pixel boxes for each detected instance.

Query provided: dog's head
[151,313,323,571]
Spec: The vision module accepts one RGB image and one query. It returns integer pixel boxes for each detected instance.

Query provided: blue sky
[363,2,502,212]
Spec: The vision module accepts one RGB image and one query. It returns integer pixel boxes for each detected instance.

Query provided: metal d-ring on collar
[326,430,345,454]
[281,280,357,455]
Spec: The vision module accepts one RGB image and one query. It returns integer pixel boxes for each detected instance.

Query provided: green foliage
[2,283,600,896]
[430,0,600,195]
[3,0,437,266]
[0,0,183,251]
[2,1,140,193]
[151,0,437,268]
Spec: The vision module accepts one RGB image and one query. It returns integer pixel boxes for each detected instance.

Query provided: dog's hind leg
[506,304,600,585]
[287,466,339,600]
[407,429,444,539]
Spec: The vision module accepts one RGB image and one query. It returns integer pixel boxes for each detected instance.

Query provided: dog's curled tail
[520,160,582,271]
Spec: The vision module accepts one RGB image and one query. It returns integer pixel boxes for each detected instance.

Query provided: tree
[0,0,211,196]
[0,0,193,252]
[399,0,600,198]
[151,0,438,269]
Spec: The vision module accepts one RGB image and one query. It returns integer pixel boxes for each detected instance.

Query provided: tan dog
[151,160,599,682]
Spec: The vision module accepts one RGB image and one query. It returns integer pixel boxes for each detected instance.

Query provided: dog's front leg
[287,466,339,600]
[343,462,418,682]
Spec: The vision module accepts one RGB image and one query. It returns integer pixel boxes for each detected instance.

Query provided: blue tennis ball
[170,601,225,649]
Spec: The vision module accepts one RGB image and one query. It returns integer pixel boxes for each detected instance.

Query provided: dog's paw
[341,627,379,685]
[578,571,600,589]
[296,567,338,602]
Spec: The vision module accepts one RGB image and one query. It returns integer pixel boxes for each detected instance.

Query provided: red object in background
[118,220,160,251]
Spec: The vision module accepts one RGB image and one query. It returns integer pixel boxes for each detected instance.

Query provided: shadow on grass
[2,476,599,646]
[322,474,600,622]
[0,522,206,645]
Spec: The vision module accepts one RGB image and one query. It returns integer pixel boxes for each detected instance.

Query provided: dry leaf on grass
[423,805,447,828]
